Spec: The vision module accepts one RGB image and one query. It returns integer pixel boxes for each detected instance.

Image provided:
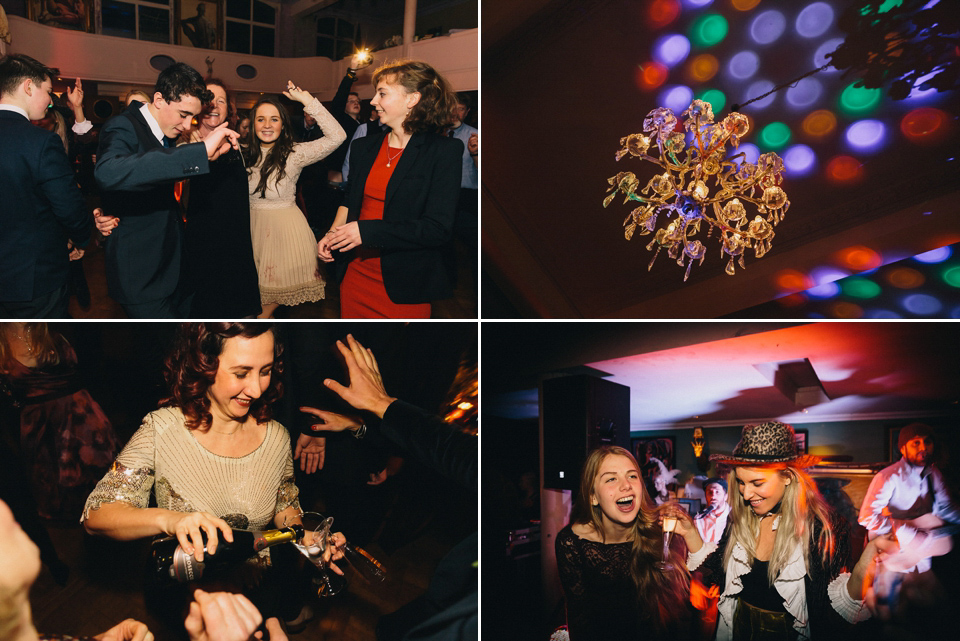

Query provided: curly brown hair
[159,323,284,430]
[372,60,457,135]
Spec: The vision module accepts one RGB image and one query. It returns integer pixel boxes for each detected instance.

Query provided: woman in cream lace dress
[245,82,346,318]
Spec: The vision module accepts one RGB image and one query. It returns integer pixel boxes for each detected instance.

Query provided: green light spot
[861,0,902,15]
[943,266,960,288]
[690,14,728,47]
[839,83,882,115]
[759,122,791,150]
[696,89,726,113]
[841,277,881,299]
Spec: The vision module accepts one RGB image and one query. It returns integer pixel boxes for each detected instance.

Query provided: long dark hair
[571,446,691,633]
[242,96,295,198]
[159,323,284,430]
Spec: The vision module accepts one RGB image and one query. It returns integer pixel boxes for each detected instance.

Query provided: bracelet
[353,423,367,439]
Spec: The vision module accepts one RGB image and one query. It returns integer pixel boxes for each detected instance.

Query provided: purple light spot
[785,78,822,107]
[913,246,952,263]
[659,85,694,114]
[810,266,849,285]
[683,0,714,7]
[845,120,886,152]
[750,10,786,45]
[728,51,759,80]
[813,38,844,71]
[744,79,775,110]
[796,3,834,38]
[866,309,902,319]
[906,70,940,100]
[807,282,840,299]
[654,34,691,68]
[783,144,816,177]
[902,293,942,315]
[730,142,760,164]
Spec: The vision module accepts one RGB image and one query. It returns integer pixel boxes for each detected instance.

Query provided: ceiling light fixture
[603,99,790,280]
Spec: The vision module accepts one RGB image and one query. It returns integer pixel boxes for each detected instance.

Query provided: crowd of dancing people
[1,322,477,640]
[0,51,478,319]
[553,421,959,641]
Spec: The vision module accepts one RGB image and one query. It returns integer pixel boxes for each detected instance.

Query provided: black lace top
[555,524,639,641]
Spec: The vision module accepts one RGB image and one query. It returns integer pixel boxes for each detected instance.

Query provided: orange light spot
[801,109,837,138]
[830,302,864,318]
[731,0,762,10]
[900,107,950,145]
[836,245,882,271]
[825,155,864,184]
[636,61,669,91]
[688,54,719,83]
[775,269,813,292]
[648,0,681,28]
[886,267,925,289]
[778,292,809,308]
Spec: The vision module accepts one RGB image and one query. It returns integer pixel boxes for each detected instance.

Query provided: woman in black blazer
[318,60,463,318]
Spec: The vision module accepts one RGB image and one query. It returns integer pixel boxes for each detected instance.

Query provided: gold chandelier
[603,99,790,281]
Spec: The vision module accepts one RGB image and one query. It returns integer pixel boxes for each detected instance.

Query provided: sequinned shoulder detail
[81,462,154,522]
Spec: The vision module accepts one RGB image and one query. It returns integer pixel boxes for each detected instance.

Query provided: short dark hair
[348,91,359,99]
[154,62,213,105]
[455,92,472,110]
[160,323,285,430]
[0,54,55,97]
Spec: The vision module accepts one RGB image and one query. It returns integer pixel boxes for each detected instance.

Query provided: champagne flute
[656,505,678,571]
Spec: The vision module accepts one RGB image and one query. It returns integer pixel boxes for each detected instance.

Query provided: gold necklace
[386,145,403,167]
[13,325,34,355]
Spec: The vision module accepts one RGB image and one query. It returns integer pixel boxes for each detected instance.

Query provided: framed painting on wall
[794,429,808,454]
[178,0,221,49]
[28,0,93,32]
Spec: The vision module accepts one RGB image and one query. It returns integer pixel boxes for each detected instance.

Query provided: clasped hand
[317,222,362,261]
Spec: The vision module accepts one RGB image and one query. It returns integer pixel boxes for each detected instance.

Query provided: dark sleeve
[809,512,861,640]
[357,137,463,250]
[94,117,209,193]
[37,130,93,249]
[330,70,357,115]
[695,521,729,589]
[378,400,477,491]
[556,526,590,639]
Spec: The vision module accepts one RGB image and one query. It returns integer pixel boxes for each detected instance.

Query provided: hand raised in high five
[282,81,314,106]
[202,120,240,161]
[323,334,396,418]
[66,78,85,111]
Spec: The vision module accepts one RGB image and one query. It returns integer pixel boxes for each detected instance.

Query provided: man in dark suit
[94,62,238,318]
[0,54,93,318]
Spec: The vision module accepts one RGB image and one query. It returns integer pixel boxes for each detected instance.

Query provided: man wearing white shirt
[694,477,731,544]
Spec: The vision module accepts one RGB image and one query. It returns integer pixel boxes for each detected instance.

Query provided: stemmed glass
[656,504,679,571]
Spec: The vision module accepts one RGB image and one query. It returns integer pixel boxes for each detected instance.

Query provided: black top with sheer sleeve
[555,523,640,641]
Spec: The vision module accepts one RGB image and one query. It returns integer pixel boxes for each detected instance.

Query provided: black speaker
[541,375,630,491]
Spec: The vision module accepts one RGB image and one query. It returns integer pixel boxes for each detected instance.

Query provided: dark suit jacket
[0,109,92,302]
[338,130,463,304]
[94,103,209,305]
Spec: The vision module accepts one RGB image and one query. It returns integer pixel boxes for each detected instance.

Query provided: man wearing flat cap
[693,477,730,544]
[859,422,960,574]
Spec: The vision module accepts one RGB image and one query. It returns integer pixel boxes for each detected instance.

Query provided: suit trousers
[0,284,69,318]
[122,295,179,319]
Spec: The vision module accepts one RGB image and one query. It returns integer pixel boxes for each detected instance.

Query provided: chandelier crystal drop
[603,99,790,281]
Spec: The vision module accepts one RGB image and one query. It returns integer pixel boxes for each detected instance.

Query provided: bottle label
[171,546,205,582]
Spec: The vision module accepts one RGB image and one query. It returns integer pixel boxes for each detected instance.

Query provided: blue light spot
[807,312,828,318]
[807,282,840,299]
[813,37,844,71]
[796,3,834,38]
[783,144,816,177]
[744,79,775,110]
[659,85,694,113]
[913,246,952,263]
[750,10,786,45]
[866,309,902,319]
[785,77,822,107]
[906,70,940,100]
[730,142,760,164]
[902,294,942,315]
[950,304,960,319]
[654,34,691,68]
[845,120,886,152]
[684,0,714,7]
[728,51,760,80]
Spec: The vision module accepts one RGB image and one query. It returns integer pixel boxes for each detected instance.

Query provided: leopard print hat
[709,421,821,468]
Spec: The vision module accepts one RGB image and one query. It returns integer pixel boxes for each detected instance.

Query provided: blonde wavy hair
[723,464,836,584]
[571,446,691,631]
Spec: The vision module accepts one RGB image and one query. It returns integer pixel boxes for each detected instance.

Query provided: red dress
[340,138,432,318]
